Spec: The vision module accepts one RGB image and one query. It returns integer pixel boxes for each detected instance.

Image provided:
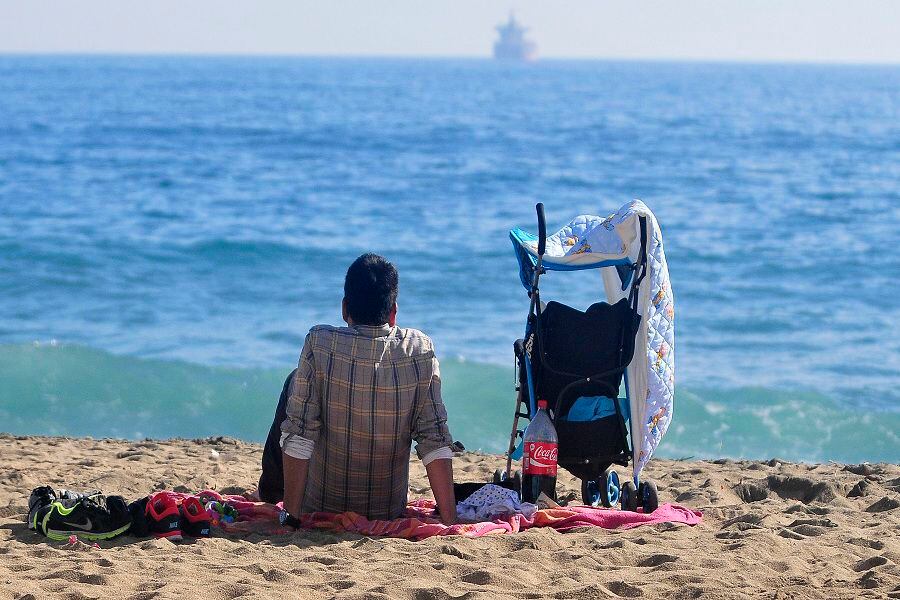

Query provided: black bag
[257,369,296,504]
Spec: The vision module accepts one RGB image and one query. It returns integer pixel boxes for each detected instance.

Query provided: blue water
[1,56,898,463]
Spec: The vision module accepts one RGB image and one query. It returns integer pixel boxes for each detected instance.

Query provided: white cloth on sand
[456,484,537,521]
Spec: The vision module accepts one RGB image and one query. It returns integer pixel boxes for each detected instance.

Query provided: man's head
[342,253,399,326]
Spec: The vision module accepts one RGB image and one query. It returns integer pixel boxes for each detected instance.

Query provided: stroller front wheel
[621,480,639,512]
[581,479,602,507]
[640,479,659,514]
[581,471,620,508]
[606,470,621,507]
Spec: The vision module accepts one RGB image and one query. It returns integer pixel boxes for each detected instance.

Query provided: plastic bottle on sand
[522,399,558,503]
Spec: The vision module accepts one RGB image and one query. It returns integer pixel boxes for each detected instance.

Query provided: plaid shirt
[281,323,453,519]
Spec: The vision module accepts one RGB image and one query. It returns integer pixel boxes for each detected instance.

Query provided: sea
[1,56,898,464]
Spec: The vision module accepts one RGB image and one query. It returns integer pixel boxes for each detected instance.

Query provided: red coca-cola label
[523,441,558,476]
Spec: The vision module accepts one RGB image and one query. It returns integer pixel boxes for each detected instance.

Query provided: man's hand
[282,452,310,519]
[425,457,456,525]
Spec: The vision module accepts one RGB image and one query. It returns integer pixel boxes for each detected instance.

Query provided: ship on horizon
[493,13,537,61]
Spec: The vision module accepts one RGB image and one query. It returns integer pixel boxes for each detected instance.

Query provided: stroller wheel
[581,479,602,507]
[606,470,621,507]
[640,479,659,514]
[581,471,619,508]
[621,480,639,512]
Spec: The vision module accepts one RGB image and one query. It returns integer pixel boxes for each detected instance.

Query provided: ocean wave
[1,343,896,464]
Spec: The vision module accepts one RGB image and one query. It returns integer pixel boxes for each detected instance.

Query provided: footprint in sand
[549,584,609,599]
[858,570,884,589]
[865,496,900,512]
[789,524,829,537]
[637,554,678,568]
[734,482,769,503]
[847,479,871,497]
[77,573,109,585]
[134,581,166,592]
[854,555,889,572]
[327,579,354,590]
[847,537,885,550]
[212,582,254,600]
[777,528,806,540]
[844,464,880,476]
[766,475,839,504]
[414,587,474,600]
[440,544,474,560]
[303,555,338,566]
[263,568,293,583]
[783,518,836,537]
[238,562,266,575]
[459,568,496,585]
[8,563,36,572]
[785,504,830,515]
[606,580,644,598]
[720,513,766,528]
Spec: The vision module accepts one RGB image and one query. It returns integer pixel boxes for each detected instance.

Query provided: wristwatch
[279,509,302,529]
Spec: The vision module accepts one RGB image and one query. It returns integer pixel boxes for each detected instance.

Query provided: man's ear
[388,302,397,327]
[342,298,350,324]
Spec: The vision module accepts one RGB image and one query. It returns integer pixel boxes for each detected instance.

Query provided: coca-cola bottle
[522,399,558,503]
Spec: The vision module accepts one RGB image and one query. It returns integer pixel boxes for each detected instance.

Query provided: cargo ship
[493,13,537,61]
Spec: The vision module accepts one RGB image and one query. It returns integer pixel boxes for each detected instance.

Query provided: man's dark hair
[344,253,399,325]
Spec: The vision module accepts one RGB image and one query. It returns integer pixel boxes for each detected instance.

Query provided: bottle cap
[537,399,548,410]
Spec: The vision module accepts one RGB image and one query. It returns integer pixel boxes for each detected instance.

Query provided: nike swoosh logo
[59,517,93,530]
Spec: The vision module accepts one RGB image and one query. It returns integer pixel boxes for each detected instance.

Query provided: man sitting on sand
[257,253,457,526]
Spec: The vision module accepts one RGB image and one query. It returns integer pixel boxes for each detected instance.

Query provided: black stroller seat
[537,298,639,413]
[523,298,640,482]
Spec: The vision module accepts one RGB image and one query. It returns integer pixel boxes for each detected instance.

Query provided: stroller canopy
[510,200,675,480]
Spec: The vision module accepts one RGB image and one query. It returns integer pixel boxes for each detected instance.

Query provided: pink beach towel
[182,491,701,541]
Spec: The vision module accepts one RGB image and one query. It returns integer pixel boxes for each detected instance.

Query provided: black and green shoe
[27,486,56,531]
[28,487,103,532]
[38,495,132,541]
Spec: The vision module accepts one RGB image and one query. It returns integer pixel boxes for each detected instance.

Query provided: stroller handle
[536,203,547,256]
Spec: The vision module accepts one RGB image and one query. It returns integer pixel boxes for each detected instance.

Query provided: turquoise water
[2,343,897,463]
[1,57,898,463]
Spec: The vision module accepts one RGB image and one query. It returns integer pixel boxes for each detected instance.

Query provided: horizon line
[1,50,899,68]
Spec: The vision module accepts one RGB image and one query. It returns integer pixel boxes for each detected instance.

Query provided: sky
[1,1,899,64]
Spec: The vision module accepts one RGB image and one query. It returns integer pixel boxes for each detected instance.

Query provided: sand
[0,435,898,599]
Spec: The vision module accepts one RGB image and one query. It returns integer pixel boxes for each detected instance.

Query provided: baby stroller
[495,201,675,513]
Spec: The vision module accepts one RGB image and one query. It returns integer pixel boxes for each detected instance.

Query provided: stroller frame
[501,203,657,511]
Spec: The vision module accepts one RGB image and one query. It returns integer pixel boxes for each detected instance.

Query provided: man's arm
[412,353,456,524]
[280,333,321,519]
[282,453,309,518]
[424,456,456,525]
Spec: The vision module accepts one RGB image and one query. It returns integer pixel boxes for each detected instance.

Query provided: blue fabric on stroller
[563,396,630,423]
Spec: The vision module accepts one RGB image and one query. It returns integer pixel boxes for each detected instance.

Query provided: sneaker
[180,496,212,538]
[58,489,100,502]
[38,495,132,541]
[27,486,56,531]
[127,496,150,537]
[145,492,182,541]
